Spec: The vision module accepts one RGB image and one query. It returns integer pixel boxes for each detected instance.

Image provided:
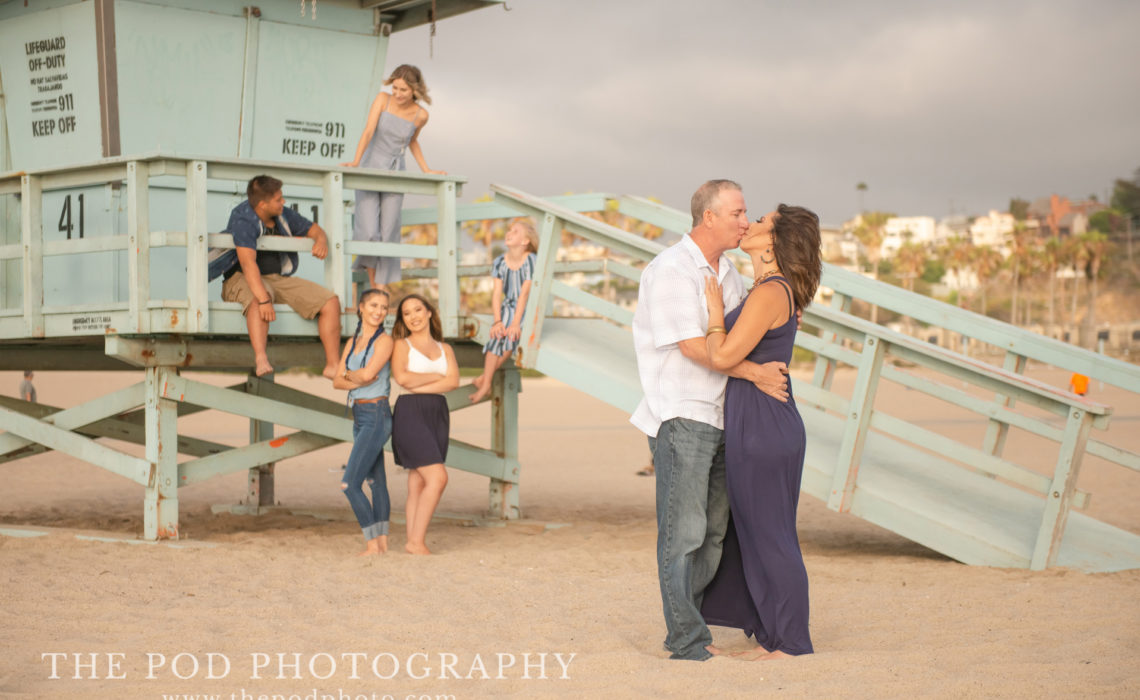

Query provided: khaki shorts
[222,272,336,320]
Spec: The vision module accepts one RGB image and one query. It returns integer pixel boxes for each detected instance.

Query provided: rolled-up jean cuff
[363,521,389,540]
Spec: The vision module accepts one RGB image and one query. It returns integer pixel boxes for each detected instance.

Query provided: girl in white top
[390,294,459,555]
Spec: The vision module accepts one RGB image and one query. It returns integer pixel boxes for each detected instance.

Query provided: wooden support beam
[248,373,276,509]
[811,292,851,393]
[489,365,521,519]
[981,351,1028,462]
[322,171,347,307]
[144,367,180,539]
[157,371,352,442]
[105,335,328,371]
[1030,408,1094,570]
[0,405,151,485]
[126,161,151,333]
[517,212,560,369]
[827,336,886,512]
[185,161,209,333]
[181,431,338,488]
[0,395,227,464]
[21,174,44,338]
[437,179,459,337]
[0,383,145,456]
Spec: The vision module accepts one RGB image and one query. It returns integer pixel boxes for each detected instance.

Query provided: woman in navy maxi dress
[700,204,823,659]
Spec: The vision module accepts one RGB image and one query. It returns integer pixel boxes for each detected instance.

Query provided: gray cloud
[390,1,1140,224]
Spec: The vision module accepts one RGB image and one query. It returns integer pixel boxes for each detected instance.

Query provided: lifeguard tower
[3,0,1140,572]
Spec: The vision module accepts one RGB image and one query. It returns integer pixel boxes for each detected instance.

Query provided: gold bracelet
[706,326,727,336]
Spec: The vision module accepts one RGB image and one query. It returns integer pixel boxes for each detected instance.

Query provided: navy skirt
[392,393,449,469]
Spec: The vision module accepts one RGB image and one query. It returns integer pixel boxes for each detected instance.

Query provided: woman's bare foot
[469,381,491,404]
[254,357,274,377]
[405,542,431,555]
[759,650,793,661]
[358,535,387,556]
[322,364,338,380]
[729,646,770,661]
[705,645,723,657]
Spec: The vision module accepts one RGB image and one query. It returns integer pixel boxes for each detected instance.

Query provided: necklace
[750,269,781,291]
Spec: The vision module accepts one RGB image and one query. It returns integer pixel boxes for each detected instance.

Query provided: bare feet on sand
[358,536,388,557]
[705,645,723,657]
[731,647,790,661]
[405,542,431,555]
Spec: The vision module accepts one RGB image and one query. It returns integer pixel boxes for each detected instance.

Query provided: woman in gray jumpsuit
[343,65,445,291]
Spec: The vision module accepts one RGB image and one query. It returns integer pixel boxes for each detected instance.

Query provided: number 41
[58,193,84,239]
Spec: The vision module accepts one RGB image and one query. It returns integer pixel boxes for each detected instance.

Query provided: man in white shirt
[631,179,789,661]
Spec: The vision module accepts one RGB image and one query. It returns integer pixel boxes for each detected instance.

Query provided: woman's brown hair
[392,293,443,341]
[384,64,432,105]
[771,204,822,312]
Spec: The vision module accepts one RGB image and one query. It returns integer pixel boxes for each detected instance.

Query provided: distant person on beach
[343,64,446,292]
[209,175,342,378]
[469,218,538,403]
[631,179,790,661]
[333,289,395,557]
[1069,372,1089,396]
[390,294,459,555]
[19,370,36,403]
[700,204,823,660]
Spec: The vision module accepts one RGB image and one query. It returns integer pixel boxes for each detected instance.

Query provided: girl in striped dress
[469,219,538,403]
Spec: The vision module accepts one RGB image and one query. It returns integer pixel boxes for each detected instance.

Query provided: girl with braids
[333,288,395,556]
[390,293,459,555]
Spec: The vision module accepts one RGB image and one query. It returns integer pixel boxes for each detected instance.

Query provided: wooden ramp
[485,184,1140,573]
[519,316,1140,573]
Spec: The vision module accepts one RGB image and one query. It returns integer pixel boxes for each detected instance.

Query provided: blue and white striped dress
[483,252,536,357]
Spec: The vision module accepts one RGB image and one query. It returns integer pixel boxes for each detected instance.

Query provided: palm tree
[1041,237,1063,332]
[853,210,893,323]
[940,236,974,308]
[895,241,926,293]
[972,246,1003,316]
[1007,222,1036,325]
[1068,236,1088,328]
[856,182,868,213]
[1079,230,1111,347]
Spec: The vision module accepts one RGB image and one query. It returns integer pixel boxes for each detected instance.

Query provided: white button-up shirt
[630,235,747,437]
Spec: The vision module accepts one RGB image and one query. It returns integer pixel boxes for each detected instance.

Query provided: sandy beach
[1,367,1138,700]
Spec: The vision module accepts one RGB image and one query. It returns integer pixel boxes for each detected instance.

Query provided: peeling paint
[269,437,288,448]
[170,310,179,326]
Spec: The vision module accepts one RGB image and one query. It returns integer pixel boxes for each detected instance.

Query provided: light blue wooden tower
[2,1,1138,572]
[0,0,518,539]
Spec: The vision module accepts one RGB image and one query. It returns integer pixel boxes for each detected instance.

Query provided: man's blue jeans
[342,401,392,541]
[649,417,729,661]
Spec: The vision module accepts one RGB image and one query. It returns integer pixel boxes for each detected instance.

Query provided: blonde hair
[384,64,431,105]
[514,218,539,254]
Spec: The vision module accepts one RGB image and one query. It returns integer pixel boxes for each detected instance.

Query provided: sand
[1,367,1138,699]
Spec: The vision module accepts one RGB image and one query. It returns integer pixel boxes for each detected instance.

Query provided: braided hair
[347,288,390,364]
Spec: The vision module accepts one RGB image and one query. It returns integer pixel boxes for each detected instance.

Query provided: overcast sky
[389,0,1140,226]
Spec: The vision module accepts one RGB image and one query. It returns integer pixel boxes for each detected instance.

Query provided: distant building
[819,224,849,262]
[936,215,970,245]
[881,216,937,256]
[1027,194,1103,238]
[1057,211,1088,238]
[970,210,1016,250]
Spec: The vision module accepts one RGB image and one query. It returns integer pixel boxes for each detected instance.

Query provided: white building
[970,210,1016,249]
[881,216,937,256]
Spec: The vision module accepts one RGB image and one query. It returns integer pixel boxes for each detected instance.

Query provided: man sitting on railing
[208,175,342,378]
